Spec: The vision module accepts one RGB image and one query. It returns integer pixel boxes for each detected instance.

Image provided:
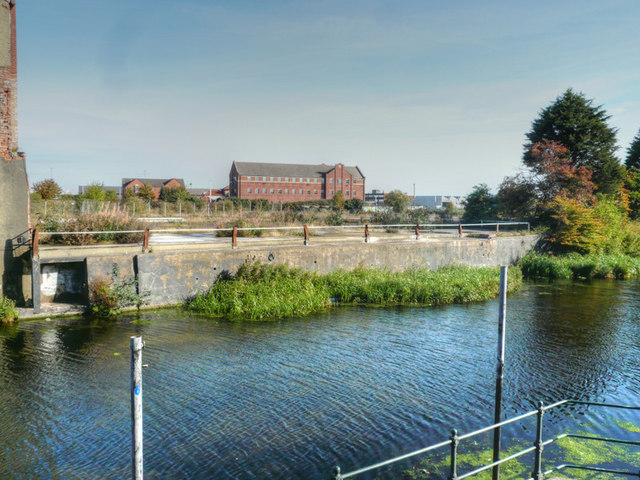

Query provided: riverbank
[186,262,522,320]
[519,252,640,279]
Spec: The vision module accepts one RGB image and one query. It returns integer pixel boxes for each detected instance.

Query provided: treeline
[464,88,640,256]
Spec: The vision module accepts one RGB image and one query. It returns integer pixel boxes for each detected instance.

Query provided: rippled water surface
[1,279,640,479]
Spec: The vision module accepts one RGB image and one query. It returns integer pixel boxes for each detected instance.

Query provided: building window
[330,190,334,195]
[247,188,252,194]
[307,190,311,195]
[329,178,333,184]
[270,189,274,194]
[338,179,342,184]
[270,177,274,181]
[346,179,350,184]
[263,188,267,194]
[278,189,282,194]
[285,189,289,194]
[353,180,357,184]
[353,191,356,196]
[314,190,318,195]
[321,178,325,184]
[346,191,350,196]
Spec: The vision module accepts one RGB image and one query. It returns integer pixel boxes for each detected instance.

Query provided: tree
[344,198,364,213]
[82,182,106,201]
[159,186,191,203]
[462,184,497,222]
[33,179,61,200]
[527,140,596,204]
[138,183,156,201]
[104,190,119,201]
[497,174,538,221]
[626,129,640,169]
[384,190,410,214]
[524,89,623,194]
[332,191,346,210]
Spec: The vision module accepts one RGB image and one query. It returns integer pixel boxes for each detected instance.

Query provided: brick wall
[0,0,18,162]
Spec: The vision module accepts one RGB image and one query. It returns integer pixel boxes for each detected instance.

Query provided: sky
[16,0,640,195]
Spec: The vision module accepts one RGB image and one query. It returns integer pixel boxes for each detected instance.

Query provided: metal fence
[331,400,640,480]
[33,221,531,250]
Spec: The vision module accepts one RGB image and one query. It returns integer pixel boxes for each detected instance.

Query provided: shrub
[325,211,344,226]
[0,295,18,323]
[88,264,148,317]
[519,252,640,280]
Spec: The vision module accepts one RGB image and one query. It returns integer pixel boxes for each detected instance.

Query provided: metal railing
[31,221,531,251]
[331,400,640,479]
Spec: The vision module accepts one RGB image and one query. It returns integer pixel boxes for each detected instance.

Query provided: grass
[0,295,18,323]
[519,252,640,280]
[186,261,522,321]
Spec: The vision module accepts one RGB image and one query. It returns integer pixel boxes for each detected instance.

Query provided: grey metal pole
[492,266,508,480]
[130,336,144,480]
[532,401,545,480]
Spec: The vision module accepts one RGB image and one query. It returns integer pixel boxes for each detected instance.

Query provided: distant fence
[32,222,531,250]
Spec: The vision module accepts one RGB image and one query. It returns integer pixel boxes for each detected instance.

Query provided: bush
[88,265,148,317]
[0,295,18,323]
[187,261,522,320]
[519,252,640,280]
[325,211,344,226]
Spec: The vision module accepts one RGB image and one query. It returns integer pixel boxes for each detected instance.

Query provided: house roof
[233,162,364,180]
[122,178,185,188]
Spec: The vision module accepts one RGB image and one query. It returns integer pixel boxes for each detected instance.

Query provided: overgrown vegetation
[186,261,521,320]
[88,265,149,317]
[519,252,640,279]
[0,295,18,323]
[41,204,144,245]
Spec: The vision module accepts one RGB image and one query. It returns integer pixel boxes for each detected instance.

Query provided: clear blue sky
[17,0,640,195]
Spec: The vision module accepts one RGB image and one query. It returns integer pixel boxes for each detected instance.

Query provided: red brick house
[229,162,365,203]
[122,178,185,201]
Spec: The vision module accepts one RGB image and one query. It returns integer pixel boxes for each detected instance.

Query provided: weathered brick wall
[0,0,17,160]
[0,0,30,299]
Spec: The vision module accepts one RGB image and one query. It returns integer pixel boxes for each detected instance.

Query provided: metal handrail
[38,221,530,236]
[332,400,640,480]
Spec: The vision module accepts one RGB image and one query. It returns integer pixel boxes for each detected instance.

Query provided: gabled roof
[233,162,364,180]
[122,178,185,188]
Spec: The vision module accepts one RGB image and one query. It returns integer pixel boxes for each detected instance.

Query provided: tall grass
[0,295,18,323]
[187,261,522,321]
[519,252,640,280]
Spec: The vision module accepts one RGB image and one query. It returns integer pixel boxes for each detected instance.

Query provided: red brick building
[122,178,185,201]
[229,162,365,203]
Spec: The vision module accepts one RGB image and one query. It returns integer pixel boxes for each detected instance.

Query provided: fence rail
[331,400,640,480]
[30,221,531,251]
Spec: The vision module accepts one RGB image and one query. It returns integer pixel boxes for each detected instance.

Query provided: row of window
[244,176,358,185]
[247,188,358,196]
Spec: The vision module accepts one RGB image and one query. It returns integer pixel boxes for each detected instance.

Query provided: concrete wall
[34,235,539,307]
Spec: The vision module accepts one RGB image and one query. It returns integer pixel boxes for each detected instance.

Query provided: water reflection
[0,280,639,479]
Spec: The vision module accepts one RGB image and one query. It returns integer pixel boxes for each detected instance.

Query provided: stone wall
[32,235,540,308]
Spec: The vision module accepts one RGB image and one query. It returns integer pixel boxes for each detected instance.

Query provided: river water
[1,279,640,479]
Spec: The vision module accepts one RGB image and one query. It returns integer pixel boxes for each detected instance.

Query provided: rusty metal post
[364,224,370,243]
[496,223,500,233]
[232,226,238,249]
[303,224,310,245]
[143,229,150,252]
[415,224,420,240]
[32,227,39,258]
[458,223,462,237]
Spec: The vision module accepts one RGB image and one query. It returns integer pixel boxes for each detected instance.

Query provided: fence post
[449,429,459,480]
[130,336,144,480]
[364,224,370,243]
[232,226,238,249]
[492,266,508,480]
[179,202,182,216]
[532,401,545,480]
[164,202,167,216]
[303,224,310,245]
[415,224,420,240]
[31,228,41,314]
[496,223,499,233]
[143,229,150,252]
[458,223,462,237]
